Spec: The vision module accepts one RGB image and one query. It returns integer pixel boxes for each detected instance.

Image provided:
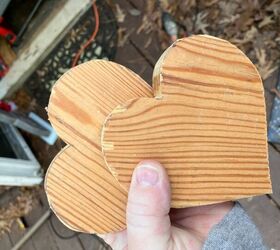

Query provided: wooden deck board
[23,203,59,250]
[46,216,84,250]
[268,145,280,206]
[8,220,36,250]
[115,0,163,66]
[115,42,153,84]
[38,189,86,250]
[264,69,279,123]
[0,232,13,250]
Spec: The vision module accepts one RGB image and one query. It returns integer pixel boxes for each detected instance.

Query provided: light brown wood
[102,35,272,207]
[48,60,153,156]
[46,36,272,233]
[0,37,16,66]
[45,146,127,234]
[46,60,152,233]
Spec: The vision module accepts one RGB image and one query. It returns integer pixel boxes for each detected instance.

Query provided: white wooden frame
[0,123,42,186]
[0,0,92,98]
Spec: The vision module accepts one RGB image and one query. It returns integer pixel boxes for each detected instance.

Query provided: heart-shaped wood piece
[101,35,272,207]
[45,60,152,233]
[45,146,127,233]
[46,35,272,234]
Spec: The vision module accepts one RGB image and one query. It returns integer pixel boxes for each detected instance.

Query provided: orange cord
[71,2,100,67]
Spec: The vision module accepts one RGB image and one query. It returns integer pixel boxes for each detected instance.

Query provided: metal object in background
[0,122,42,186]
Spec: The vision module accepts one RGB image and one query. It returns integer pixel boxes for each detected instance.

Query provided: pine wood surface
[46,35,272,234]
[48,60,152,156]
[45,146,127,233]
[46,60,152,233]
[102,35,272,207]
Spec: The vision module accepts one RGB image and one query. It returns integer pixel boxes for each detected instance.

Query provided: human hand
[99,160,233,250]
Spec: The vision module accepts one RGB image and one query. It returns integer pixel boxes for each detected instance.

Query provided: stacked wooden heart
[45,35,272,234]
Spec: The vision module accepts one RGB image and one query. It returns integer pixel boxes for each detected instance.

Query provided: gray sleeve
[202,202,267,250]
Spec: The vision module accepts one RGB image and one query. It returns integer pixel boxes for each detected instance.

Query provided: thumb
[126,160,171,250]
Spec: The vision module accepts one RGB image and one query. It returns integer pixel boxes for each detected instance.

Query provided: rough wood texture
[46,60,152,233]
[102,35,272,207]
[45,146,127,233]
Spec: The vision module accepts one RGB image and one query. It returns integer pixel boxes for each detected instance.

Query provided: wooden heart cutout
[46,35,272,234]
[101,35,271,207]
[45,146,127,233]
[46,60,152,233]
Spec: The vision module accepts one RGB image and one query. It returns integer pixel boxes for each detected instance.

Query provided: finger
[98,231,127,250]
[126,160,171,250]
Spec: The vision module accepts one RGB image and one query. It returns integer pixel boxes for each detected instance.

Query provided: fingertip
[132,160,169,188]
[126,161,171,249]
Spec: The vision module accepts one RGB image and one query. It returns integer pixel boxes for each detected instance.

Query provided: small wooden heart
[45,35,272,234]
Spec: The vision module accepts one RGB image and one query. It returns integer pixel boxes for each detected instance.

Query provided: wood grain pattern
[102,35,272,207]
[46,60,152,233]
[48,60,152,156]
[46,36,272,233]
[45,146,127,234]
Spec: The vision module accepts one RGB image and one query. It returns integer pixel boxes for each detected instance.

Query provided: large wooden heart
[45,35,271,234]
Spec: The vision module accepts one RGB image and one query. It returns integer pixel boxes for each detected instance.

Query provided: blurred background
[0,0,279,249]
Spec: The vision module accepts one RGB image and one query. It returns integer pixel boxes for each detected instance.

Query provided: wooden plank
[8,220,36,250]
[102,35,271,208]
[24,204,59,250]
[115,42,153,84]
[38,188,84,250]
[268,144,280,206]
[0,232,13,249]
[0,0,93,99]
[46,60,152,233]
[264,69,280,151]
[47,60,152,157]
[240,195,280,249]
[14,189,83,250]
[45,146,127,234]
[115,0,163,66]
[38,188,50,209]
[263,69,279,123]
[124,0,144,9]
[46,216,84,250]
[46,36,272,231]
